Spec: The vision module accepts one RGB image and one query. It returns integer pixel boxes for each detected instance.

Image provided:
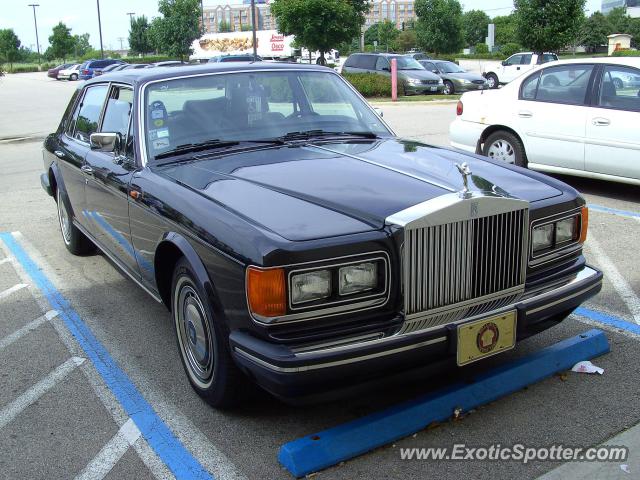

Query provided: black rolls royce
[40,62,602,407]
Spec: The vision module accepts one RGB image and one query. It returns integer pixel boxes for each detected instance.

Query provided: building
[202,2,274,34]
[365,1,418,30]
[601,0,640,17]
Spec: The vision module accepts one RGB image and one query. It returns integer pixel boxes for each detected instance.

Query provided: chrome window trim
[529,208,583,265]
[287,255,389,311]
[245,250,392,325]
[137,67,396,167]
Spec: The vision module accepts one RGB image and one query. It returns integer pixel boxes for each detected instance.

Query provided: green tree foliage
[149,0,201,60]
[377,20,400,51]
[0,29,21,70]
[580,11,610,52]
[271,0,365,65]
[462,10,490,47]
[73,33,92,57]
[240,24,253,32]
[128,16,153,55]
[474,42,489,54]
[493,14,518,46]
[606,7,631,33]
[48,22,76,61]
[414,0,464,55]
[513,0,585,53]
[396,29,417,52]
[501,42,522,56]
[218,20,232,33]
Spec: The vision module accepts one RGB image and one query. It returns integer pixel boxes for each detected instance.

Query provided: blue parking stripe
[0,232,213,480]
[278,329,610,478]
[588,204,640,220]
[575,306,640,336]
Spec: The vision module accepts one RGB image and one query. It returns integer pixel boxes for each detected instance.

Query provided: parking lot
[1,72,639,480]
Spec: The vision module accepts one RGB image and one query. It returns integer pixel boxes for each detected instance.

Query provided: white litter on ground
[571,360,604,375]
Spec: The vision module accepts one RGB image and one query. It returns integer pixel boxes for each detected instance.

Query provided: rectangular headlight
[556,216,578,244]
[291,270,331,305]
[532,223,554,253]
[339,262,377,296]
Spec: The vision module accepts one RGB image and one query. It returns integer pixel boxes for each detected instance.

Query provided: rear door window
[70,85,109,142]
[505,54,522,66]
[360,55,378,70]
[534,65,594,105]
[375,57,389,71]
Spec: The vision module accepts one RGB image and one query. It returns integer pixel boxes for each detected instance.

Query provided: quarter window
[598,66,640,112]
[71,85,109,143]
[101,86,133,137]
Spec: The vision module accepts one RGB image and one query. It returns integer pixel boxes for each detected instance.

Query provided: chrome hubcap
[175,281,213,387]
[444,83,452,94]
[487,139,516,164]
[487,77,496,88]
[57,189,72,245]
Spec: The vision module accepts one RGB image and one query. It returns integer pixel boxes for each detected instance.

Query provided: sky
[1,0,602,52]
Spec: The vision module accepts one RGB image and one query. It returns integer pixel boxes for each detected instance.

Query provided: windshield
[437,61,465,73]
[389,56,424,70]
[144,70,391,160]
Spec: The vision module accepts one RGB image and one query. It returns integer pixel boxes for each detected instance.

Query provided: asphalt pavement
[0,72,639,480]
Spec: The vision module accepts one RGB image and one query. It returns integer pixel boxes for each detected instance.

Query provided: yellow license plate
[457,311,517,366]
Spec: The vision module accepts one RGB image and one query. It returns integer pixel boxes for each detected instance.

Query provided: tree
[129,16,153,55]
[271,0,365,65]
[149,0,201,60]
[377,20,400,51]
[0,29,21,70]
[240,24,253,32]
[396,29,417,52]
[218,20,232,33]
[73,33,92,57]
[493,14,518,46]
[462,10,490,47]
[513,0,585,53]
[580,12,611,52]
[48,22,76,61]
[606,7,631,34]
[414,0,464,55]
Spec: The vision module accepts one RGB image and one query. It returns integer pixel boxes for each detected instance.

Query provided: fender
[48,162,77,221]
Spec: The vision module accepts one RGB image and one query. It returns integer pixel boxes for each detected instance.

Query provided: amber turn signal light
[246,267,286,317]
[579,206,589,243]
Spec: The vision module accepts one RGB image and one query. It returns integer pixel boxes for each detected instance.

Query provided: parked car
[121,64,150,70]
[407,51,431,61]
[208,54,263,63]
[419,60,488,94]
[57,64,82,81]
[78,59,124,80]
[342,53,444,95]
[94,61,126,76]
[483,52,558,89]
[40,62,602,407]
[450,57,640,186]
[148,60,187,68]
[100,63,128,74]
[47,63,74,80]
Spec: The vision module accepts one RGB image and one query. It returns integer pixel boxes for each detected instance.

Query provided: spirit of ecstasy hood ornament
[455,162,472,195]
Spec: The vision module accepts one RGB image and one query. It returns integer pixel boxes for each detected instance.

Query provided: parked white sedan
[450,57,640,186]
[58,64,81,81]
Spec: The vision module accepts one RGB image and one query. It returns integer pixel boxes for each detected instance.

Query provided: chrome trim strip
[291,332,385,355]
[234,336,447,373]
[526,284,600,315]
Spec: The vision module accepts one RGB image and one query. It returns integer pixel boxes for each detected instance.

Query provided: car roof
[85,62,331,88]
[544,56,640,67]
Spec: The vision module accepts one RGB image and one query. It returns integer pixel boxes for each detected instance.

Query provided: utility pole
[96,0,104,58]
[28,4,41,66]
[200,0,205,34]
[127,12,136,24]
[117,37,125,50]
[250,0,258,60]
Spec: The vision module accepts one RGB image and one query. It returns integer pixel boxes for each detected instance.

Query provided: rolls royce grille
[400,208,528,332]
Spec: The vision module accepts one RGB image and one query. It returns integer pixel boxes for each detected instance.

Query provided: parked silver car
[420,60,488,95]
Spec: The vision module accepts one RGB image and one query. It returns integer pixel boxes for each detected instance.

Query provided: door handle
[592,117,610,126]
[517,66,521,70]
[518,110,533,118]
[54,150,65,158]
[80,165,94,175]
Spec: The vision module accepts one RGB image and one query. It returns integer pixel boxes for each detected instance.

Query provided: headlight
[291,270,331,304]
[339,262,378,296]
[438,79,443,84]
[556,217,579,244]
[461,79,471,84]
[407,78,421,84]
[532,224,554,253]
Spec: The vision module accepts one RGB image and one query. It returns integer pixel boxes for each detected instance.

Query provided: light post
[200,0,205,35]
[250,0,257,60]
[96,0,104,58]
[127,12,136,24]
[28,4,41,66]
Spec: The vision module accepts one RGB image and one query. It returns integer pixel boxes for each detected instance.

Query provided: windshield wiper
[154,139,240,161]
[278,130,379,142]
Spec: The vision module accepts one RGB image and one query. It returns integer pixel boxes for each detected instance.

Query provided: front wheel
[70,73,78,81]
[443,80,455,95]
[171,257,244,408]
[482,131,527,167]
[485,73,499,89]
[56,187,94,255]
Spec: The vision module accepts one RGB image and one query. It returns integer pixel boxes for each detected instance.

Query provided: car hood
[159,139,563,241]
[446,72,486,82]
[399,70,440,80]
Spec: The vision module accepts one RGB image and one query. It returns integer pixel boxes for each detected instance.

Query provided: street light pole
[250,0,257,60]
[96,0,104,59]
[127,12,136,24]
[28,4,41,66]
[200,0,205,35]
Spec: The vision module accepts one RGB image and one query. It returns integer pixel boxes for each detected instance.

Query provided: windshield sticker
[151,109,164,120]
[154,119,164,127]
[149,128,170,141]
[152,138,170,149]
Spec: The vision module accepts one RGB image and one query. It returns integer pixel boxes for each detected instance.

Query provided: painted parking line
[0,356,85,430]
[278,329,610,478]
[575,307,640,336]
[0,283,27,300]
[0,257,11,265]
[0,232,214,480]
[589,204,640,220]
[0,310,59,351]
[75,418,142,480]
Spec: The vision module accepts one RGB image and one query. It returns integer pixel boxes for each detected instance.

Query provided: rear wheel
[443,80,455,95]
[171,257,244,408]
[483,131,527,167]
[485,73,499,89]
[70,73,78,81]
[56,187,94,255]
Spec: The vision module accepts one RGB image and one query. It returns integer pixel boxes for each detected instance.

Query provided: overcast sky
[1,0,602,52]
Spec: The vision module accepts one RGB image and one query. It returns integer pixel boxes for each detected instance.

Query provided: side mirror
[374,107,384,117]
[90,132,121,152]
[382,66,390,72]
[432,69,439,74]
[501,61,508,66]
